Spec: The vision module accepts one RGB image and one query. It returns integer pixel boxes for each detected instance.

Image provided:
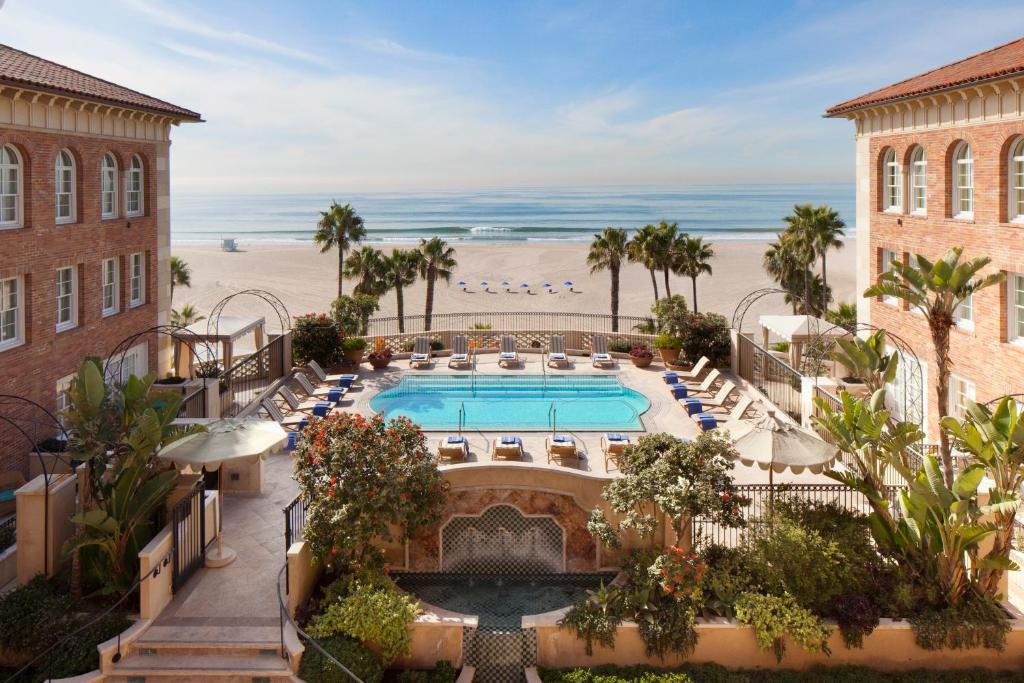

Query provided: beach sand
[171,241,856,330]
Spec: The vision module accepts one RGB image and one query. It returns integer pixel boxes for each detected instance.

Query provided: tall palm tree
[763,237,803,314]
[655,220,679,298]
[171,304,205,327]
[807,205,845,293]
[169,256,191,296]
[382,249,422,333]
[587,227,629,332]
[864,247,1004,486]
[628,224,661,304]
[343,246,388,297]
[780,206,822,314]
[417,237,458,332]
[674,234,714,313]
[314,201,366,297]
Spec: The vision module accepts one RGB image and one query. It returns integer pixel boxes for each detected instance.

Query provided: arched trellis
[0,395,74,575]
[730,287,800,333]
[104,324,220,381]
[207,289,292,344]
[983,393,1024,408]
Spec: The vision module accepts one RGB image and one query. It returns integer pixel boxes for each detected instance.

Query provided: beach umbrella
[158,418,287,567]
[543,283,553,293]
[520,283,529,289]
[501,280,511,292]
[480,281,488,286]
[457,279,467,291]
[564,280,575,292]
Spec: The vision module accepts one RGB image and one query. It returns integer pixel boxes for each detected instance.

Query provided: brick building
[827,37,1024,440]
[0,45,200,472]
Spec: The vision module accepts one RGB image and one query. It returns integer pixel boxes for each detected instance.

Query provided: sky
[1,0,1023,193]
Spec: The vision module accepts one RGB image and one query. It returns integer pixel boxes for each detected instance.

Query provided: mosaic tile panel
[441,504,563,574]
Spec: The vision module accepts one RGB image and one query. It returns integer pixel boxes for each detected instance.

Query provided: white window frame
[948,374,976,420]
[883,148,903,212]
[101,154,118,219]
[0,276,24,352]
[0,144,23,229]
[55,373,74,434]
[107,341,148,384]
[880,248,899,306]
[1009,272,1024,346]
[910,146,927,215]
[55,149,75,224]
[954,293,974,330]
[1010,138,1024,223]
[125,156,143,217]
[101,257,119,317]
[129,252,144,307]
[55,266,77,332]
[953,143,973,219]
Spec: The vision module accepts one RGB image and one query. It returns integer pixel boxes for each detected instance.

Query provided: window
[55,149,75,223]
[101,257,119,316]
[953,143,973,217]
[126,156,143,216]
[910,146,926,214]
[1009,272,1024,344]
[107,341,148,384]
[129,252,144,306]
[55,374,74,435]
[1010,138,1024,222]
[55,266,77,331]
[880,248,899,306]
[0,276,23,351]
[101,154,117,218]
[883,148,902,211]
[954,293,973,329]
[949,374,976,420]
[0,145,21,228]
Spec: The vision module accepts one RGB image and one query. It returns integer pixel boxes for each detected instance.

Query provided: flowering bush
[367,348,393,362]
[651,547,705,599]
[292,313,342,367]
[627,346,653,359]
[293,413,448,568]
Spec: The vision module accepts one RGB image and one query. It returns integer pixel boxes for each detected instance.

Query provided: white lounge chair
[546,434,580,464]
[449,335,471,369]
[261,398,310,431]
[601,433,630,471]
[498,335,519,367]
[307,359,358,386]
[695,396,755,424]
[491,436,523,460]
[547,335,569,368]
[677,356,711,381]
[410,337,432,369]
[591,336,613,367]
[437,435,469,462]
[685,368,721,395]
[295,372,347,400]
[278,386,323,413]
[697,380,738,408]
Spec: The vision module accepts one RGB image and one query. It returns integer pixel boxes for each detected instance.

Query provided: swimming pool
[369,374,650,431]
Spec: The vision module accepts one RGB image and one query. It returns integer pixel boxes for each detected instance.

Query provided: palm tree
[782,205,823,314]
[343,246,388,297]
[674,234,714,313]
[628,224,661,303]
[314,201,366,297]
[864,247,1004,486]
[587,227,629,331]
[807,205,845,293]
[171,304,205,327]
[170,256,191,296]
[417,237,457,331]
[655,220,679,298]
[763,237,803,313]
[383,249,422,333]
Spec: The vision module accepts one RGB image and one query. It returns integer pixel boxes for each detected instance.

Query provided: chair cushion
[606,433,628,442]
[552,434,573,443]
[313,402,333,417]
[549,353,567,360]
[592,353,611,360]
[682,397,703,415]
[499,352,516,359]
[670,385,688,399]
[411,353,429,361]
[662,372,678,384]
[447,436,466,444]
[327,388,346,402]
[450,354,468,361]
[697,414,718,431]
[501,436,521,445]
[337,377,354,388]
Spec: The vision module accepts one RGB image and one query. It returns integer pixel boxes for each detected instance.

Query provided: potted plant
[341,337,367,366]
[367,348,393,370]
[653,334,683,364]
[628,346,654,368]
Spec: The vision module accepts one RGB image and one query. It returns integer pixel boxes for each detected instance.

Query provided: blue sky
[1,0,1023,192]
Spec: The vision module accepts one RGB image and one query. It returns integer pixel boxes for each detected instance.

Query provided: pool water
[369,374,650,431]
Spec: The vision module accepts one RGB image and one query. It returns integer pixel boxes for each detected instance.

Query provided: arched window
[101,154,118,219]
[55,149,75,223]
[910,146,926,214]
[0,145,21,228]
[953,143,973,217]
[882,148,902,211]
[126,155,143,216]
[1010,137,1024,222]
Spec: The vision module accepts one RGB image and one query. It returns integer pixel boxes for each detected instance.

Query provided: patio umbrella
[727,411,838,510]
[501,280,511,292]
[157,418,288,567]
[564,280,575,292]
[520,283,530,294]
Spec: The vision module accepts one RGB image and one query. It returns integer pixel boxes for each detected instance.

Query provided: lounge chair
[547,335,569,368]
[308,359,358,387]
[685,368,721,395]
[295,372,348,401]
[677,356,711,381]
[546,434,580,464]
[590,336,613,367]
[601,433,630,471]
[697,380,738,409]
[261,398,310,431]
[410,337,432,369]
[448,335,471,369]
[694,396,755,425]
[498,335,519,367]
[437,435,469,462]
[278,386,323,413]
[491,436,523,460]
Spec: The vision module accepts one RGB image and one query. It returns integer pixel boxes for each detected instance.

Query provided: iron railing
[283,493,309,592]
[171,479,207,593]
[0,514,14,553]
[692,483,901,548]
[736,333,802,421]
[219,333,288,417]
[177,386,208,419]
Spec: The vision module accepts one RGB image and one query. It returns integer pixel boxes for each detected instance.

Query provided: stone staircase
[106,640,297,682]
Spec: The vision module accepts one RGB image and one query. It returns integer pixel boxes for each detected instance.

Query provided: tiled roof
[0,44,201,121]
[826,37,1024,116]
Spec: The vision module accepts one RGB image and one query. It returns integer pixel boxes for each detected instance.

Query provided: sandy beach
[171,241,856,331]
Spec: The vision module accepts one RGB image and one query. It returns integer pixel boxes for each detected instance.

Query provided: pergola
[758,314,848,369]
[173,316,266,377]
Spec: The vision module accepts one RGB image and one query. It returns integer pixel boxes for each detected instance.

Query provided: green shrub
[734,592,831,663]
[558,583,624,655]
[293,313,341,366]
[652,334,682,350]
[332,294,380,336]
[834,593,880,649]
[679,312,730,367]
[0,576,73,658]
[341,337,368,352]
[696,546,752,619]
[429,339,444,351]
[538,664,1024,682]
[395,661,458,683]
[651,296,689,336]
[0,525,14,553]
[298,634,385,683]
[608,338,633,353]
[769,341,790,353]
[910,598,1011,652]
[471,322,492,330]
[34,611,131,681]
[309,581,421,664]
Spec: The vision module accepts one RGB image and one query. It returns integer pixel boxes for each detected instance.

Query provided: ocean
[170,183,854,245]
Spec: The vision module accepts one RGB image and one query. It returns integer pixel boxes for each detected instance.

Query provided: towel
[499,352,516,359]
[683,398,703,415]
[663,372,678,384]
[550,352,567,359]
[313,401,332,417]
[450,354,467,361]
[552,434,573,443]
[337,377,354,388]
[671,385,688,399]
[501,436,520,445]
[592,352,611,359]
[298,418,310,430]
[327,388,345,403]
[286,432,303,451]
[340,374,357,381]
[606,433,627,442]
[411,353,428,361]
[447,436,465,444]
[697,414,718,431]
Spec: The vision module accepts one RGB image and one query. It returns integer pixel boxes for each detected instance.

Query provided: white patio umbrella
[158,418,288,567]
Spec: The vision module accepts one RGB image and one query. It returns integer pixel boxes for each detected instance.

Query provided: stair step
[130,641,281,658]
[110,653,292,681]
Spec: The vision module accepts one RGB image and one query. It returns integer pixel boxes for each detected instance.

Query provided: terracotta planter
[343,350,365,366]
[657,347,680,364]
[629,355,653,368]
[369,357,391,370]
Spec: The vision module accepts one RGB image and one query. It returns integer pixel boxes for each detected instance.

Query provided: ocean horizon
[170,183,854,246]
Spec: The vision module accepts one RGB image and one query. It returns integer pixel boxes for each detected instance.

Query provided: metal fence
[283,493,309,592]
[171,479,207,593]
[177,385,208,419]
[736,333,802,421]
[692,483,901,548]
[220,333,289,417]
[0,514,14,552]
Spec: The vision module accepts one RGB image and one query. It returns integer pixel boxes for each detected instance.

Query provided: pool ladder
[458,401,466,435]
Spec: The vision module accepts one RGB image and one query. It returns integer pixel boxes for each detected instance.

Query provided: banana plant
[828,329,899,394]
[942,397,1024,598]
